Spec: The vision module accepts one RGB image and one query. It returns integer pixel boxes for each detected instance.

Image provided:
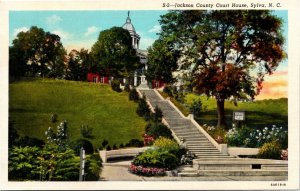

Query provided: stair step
[197,170,288,176]
[178,172,198,177]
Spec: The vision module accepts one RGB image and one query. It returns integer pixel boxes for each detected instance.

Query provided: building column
[134,72,137,86]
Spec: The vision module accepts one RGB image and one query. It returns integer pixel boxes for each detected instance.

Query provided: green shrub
[18,136,45,148]
[136,95,151,120]
[124,83,130,92]
[70,139,94,156]
[163,86,173,97]
[101,139,109,148]
[50,113,58,123]
[151,106,163,123]
[129,88,139,102]
[145,122,172,139]
[153,137,179,151]
[132,149,179,170]
[85,153,102,181]
[80,125,94,138]
[153,137,185,158]
[125,139,144,147]
[111,79,122,92]
[257,141,282,160]
[189,99,204,120]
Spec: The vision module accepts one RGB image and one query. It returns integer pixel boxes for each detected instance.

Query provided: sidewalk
[100,161,287,181]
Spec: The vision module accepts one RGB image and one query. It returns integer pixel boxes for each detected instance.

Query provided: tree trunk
[216,99,227,129]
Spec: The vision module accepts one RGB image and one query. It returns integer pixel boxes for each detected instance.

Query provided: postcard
[0,0,299,190]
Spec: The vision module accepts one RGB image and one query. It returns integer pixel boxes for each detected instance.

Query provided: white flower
[259,133,262,136]
[272,125,276,128]
[264,127,268,130]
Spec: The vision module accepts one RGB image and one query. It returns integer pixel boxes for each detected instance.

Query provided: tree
[65,49,91,81]
[158,10,286,128]
[9,26,66,78]
[146,39,179,84]
[90,27,140,78]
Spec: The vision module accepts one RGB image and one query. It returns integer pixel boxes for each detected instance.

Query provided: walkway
[100,161,287,181]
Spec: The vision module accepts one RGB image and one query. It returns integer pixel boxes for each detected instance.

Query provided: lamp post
[79,147,85,181]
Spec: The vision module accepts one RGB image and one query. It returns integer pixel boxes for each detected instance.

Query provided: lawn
[185,93,288,130]
[9,78,146,148]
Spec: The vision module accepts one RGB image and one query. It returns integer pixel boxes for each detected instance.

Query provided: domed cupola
[122,11,140,49]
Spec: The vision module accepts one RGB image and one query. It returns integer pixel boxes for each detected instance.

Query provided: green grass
[9,78,147,148]
[185,93,288,130]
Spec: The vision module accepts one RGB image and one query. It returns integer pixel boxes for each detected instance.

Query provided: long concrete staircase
[138,89,232,159]
[138,89,288,178]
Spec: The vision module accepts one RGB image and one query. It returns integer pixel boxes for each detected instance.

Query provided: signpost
[79,147,85,181]
[233,111,245,128]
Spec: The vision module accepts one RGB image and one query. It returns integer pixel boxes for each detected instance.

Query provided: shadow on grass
[196,109,288,130]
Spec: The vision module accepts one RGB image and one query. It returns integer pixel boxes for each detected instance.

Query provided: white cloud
[51,29,73,40]
[46,15,62,26]
[84,26,100,37]
[13,27,29,37]
[140,37,156,50]
[148,25,161,33]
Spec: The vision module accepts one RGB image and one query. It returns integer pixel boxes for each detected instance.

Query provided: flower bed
[129,164,165,176]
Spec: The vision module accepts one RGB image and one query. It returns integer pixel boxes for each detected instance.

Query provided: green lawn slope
[185,94,288,130]
[9,78,146,148]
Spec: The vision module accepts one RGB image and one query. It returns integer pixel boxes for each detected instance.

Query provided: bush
[111,79,122,92]
[129,88,139,102]
[145,122,172,139]
[132,149,179,170]
[112,144,118,150]
[101,139,109,148]
[163,86,173,97]
[18,136,45,148]
[70,139,94,156]
[50,113,58,123]
[80,125,94,138]
[257,141,282,160]
[124,83,130,92]
[153,137,179,152]
[153,137,185,158]
[151,106,163,123]
[85,153,102,181]
[125,139,144,148]
[136,95,151,120]
[189,99,204,120]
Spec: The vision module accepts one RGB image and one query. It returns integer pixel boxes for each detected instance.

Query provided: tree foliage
[146,39,179,84]
[90,27,140,78]
[9,26,66,79]
[158,10,286,128]
[65,49,91,81]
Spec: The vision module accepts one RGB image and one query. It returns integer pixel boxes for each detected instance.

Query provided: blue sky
[9,10,167,51]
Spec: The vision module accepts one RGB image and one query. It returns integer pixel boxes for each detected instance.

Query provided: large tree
[90,27,140,78]
[159,10,286,128]
[146,39,179,84]
[9,26,66,79]
[65,49,91,81]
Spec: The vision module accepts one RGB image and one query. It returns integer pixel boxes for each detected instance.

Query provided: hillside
[9,78,146,148]
[185,94,288,130]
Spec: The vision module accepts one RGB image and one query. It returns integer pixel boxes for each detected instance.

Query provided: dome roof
[122,12,136,33]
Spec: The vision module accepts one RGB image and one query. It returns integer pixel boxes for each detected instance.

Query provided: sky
[9,10,288,100]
